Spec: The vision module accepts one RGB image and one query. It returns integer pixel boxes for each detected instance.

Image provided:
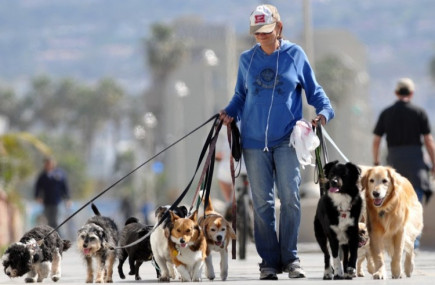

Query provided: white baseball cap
[249,5,280,34]
[395,78,415,95]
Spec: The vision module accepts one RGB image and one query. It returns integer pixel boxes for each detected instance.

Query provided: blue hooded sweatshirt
[224,39,334,150]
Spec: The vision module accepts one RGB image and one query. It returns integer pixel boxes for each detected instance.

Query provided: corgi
[199,197,236,281]
[150,205,188,281]
[167,210,207,282]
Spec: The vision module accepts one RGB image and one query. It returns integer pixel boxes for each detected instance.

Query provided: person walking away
[219,4,334,280]
[34,157,71,229]
[372,77,435,248]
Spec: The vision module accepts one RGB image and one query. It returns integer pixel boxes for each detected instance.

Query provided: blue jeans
[414,187,424,249]
[243,140,301,270]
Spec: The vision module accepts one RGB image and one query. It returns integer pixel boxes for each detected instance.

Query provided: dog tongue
[328,187,339,193]
[83,248,91,255]
[215,241,222,246]
[180,243,187,248]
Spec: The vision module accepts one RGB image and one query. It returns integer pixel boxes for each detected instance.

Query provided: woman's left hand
[311,114,326,127]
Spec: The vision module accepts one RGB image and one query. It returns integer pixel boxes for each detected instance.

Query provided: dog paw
[158,276,170,282]
[207,273,215,280]
[135,275,142,280]
[357,271,364,277]
[51,275,60,282]
[333,274,344,280]
[25,277,36,283]
[345,267,356,279]
[323,267,334,280]
[392,272,403,279]
[373,272,385,280]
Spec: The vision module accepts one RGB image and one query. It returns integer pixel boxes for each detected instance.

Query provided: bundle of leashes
[39,114,220,241]
[314,121,350,196]
[39,113,243,259]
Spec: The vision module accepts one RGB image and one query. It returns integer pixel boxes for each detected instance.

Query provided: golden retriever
[361,166,423,279]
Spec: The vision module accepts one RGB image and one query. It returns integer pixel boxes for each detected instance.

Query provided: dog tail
[125,216,139,226]
[63,240,72,252]
[203,196,214,213]
[91,203,101,216]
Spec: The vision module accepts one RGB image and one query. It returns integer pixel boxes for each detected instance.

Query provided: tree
[0,132,51,196]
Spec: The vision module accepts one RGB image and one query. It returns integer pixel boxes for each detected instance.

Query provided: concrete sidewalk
[1,241,434,284]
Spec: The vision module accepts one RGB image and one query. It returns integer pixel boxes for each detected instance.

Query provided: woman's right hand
[219,110,234,126]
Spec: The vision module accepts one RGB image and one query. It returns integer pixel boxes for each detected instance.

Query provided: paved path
[2,242,435,284]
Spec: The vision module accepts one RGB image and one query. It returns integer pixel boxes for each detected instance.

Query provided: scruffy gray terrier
[77,203,119,283]
[1,225,71,283]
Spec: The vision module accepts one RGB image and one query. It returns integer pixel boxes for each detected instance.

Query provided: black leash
[41,114,220,241]
[110,115,223,250]
[314,123,329,196]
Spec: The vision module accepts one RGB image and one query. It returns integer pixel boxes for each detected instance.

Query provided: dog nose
[217,235,223,241]
[330,178,339,187]
[373,191,380,198]
[83,243,88,248]
[180,238,185,244]
[6,272,10,276]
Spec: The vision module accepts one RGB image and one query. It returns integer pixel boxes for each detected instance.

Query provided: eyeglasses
[254,31,273,36]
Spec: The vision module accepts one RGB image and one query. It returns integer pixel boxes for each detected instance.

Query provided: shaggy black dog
[117,217,156,280]
[314,161,362,280]
[1,225,71,283]
[77,203,119,283]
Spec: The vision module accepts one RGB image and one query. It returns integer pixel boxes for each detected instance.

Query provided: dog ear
[170,210,180,221]
[137,228,148,238]
[345,162,361,183]
[178,206,188,217]
[360,168,371,191]
[189,210,198,222]
[227,222,236,240]
[32,253,40,263]
[387,167,400,191]
[324,160,338,177]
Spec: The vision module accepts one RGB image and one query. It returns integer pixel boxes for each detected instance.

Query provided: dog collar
[172,249,179,257]
[339,210,350,218]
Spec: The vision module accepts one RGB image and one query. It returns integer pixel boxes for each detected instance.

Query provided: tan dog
[167,211,207,282]
[199,198,236,281]
[361,166,423,279]
[356,222,374,277]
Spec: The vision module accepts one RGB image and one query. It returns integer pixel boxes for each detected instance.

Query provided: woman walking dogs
[219,4,334,280]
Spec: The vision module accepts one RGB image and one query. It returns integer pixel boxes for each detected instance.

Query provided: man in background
[34,157,71,229]
[372,78,435,248]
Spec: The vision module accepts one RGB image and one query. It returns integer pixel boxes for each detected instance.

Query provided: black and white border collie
[314,161,362,280]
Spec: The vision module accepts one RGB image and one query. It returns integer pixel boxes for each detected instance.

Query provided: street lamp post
[174,81,189,188]
[203,49,219,118]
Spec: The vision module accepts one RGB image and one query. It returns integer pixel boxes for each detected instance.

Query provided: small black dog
[1,225,71,283]
[314,161,362,280]
[117,217,157,280]
[77,203,119,283]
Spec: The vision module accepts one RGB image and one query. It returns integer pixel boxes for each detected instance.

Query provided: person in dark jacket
[34,157,71,228]
[372,77,435,249]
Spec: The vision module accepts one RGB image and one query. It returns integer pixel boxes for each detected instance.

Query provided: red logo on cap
[255,15,265,24]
